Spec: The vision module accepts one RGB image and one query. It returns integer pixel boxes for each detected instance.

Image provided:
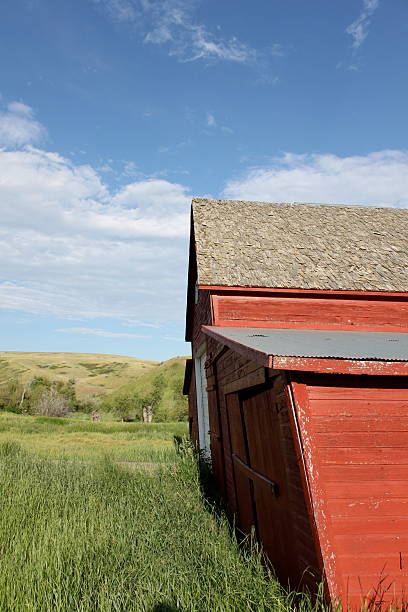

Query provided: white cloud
[346,0,379,49]
[206,112,216,127]
[125,319,161,328]
[55,327,149,338]
[7,101,34,116]
[0,101,47,148]
[0,113,191,323]
[185,26,257,64]
[223,151,408,208]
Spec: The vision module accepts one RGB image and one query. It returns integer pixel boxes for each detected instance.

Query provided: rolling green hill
[0,352,165,399]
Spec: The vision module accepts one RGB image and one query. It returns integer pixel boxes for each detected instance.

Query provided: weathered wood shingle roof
[192,198,408,292]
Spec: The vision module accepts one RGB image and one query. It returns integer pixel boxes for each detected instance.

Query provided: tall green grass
[0,412,187,462]
[0,442,329,612]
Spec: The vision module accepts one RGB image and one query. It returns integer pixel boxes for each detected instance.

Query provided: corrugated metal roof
[204,327,408,361]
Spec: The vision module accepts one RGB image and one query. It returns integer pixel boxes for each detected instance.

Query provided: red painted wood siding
[212,292,408,332]
[192,289,212,355]
[291,374,408,610]
[239,379,320,588]
[205,341,320,590]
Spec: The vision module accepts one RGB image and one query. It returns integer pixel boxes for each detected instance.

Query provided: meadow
[0,412,186,462]
[0,412,329,611]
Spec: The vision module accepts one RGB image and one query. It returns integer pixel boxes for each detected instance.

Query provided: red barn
[184,198,408,610]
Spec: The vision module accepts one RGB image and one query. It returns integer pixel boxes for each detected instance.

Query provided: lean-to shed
[184,198,408,610]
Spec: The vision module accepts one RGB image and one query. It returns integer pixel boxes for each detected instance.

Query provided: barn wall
[206,340,320,590]
[192,289,212,355]
[212,292,408,332]
[290,373,408,610]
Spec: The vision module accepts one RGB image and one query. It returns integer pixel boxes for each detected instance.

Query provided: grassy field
[0,412,328,611]
[0,412,187,462]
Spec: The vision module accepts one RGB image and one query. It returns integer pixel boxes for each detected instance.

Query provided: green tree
[113,394,141,422]
[0,379,26,413]
[141,374,165,422]
[169,373,188,421]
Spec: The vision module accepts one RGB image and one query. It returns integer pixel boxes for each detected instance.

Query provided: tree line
[0,370,188,422]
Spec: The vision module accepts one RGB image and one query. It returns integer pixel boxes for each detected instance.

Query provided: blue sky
[0,0,407,361]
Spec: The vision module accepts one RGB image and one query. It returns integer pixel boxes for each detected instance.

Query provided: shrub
[34,387,70,417]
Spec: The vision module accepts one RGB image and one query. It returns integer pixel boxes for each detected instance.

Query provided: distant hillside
[99,356,189,421]
[0,352,159,399]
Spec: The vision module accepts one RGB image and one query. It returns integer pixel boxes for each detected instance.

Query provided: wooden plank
[226,393,247,463]
[334,534,408,555]
[233,453,279,497]
[218,396,237,514]
[337,553,408,573]
[324,480,408,499]
[312,416,408,432]
[220,356,261,386]
[273,356,408,376]
[310,399,408,416]
[252,479,291,583]
[308,389,408,400]
[320,447,408,465]
[327,498,408,518]
[316,431,408,448]
[331,516,408,535]
[212,293,408,331]
[222,365,266,395]
[233,470,256,535]
[310,400,408,417]
[320,464,408,481]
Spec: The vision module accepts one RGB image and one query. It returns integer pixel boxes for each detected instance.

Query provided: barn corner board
[183,197,408,610]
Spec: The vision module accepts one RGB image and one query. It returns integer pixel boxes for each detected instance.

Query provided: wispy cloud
[125,319,161,328]
[158,140,192,154]
[346,0,379,49]
[205,112,233,135]
[93,0,139,23]
[138,0,258,64]
[0,101,47,148]
[223,150,408,208]
[162,335,186,342]
[93,0,277,75]
[206,112,216,128]
[55,327,150,338]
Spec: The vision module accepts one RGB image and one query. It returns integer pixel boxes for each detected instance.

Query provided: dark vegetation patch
[78,362,128,375]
